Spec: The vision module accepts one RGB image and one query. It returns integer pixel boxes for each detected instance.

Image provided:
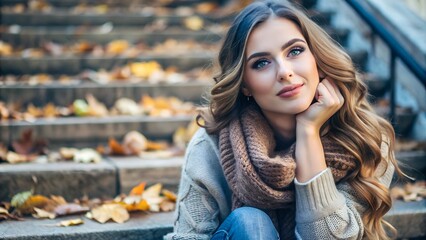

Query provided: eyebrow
[246,38,306,62]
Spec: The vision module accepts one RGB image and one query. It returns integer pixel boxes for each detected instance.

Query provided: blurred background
[0,0,425,238]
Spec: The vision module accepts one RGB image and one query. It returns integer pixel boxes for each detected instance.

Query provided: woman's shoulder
[184,128,221,172]
[188,127,219,149]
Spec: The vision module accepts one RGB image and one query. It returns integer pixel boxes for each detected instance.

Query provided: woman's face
[243,16,319,117]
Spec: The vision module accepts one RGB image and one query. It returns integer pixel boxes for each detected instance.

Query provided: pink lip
[276,83,304,98]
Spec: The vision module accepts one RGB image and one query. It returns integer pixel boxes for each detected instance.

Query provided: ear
[318,68,326,80]
[241,86,251,96]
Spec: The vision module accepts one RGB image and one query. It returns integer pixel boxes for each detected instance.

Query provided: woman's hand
[296,78,344,134]
[294,78,344,182]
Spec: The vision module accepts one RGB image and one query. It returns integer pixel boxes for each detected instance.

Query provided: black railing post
[389,51,396,126]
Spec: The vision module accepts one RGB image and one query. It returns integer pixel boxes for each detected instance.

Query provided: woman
[165,0,402,239]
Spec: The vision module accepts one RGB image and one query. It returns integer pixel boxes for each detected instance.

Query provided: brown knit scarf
[219,106,357,238]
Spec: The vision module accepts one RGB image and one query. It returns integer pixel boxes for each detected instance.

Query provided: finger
[321,78,338,101]
[328,79,345,107]
[316,82,333,104]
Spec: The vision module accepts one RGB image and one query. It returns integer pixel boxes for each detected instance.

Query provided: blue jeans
[211,207,280,240]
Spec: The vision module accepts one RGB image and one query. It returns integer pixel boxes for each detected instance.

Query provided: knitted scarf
[219,106,357,238]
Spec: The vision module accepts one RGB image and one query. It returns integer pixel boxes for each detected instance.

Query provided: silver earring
[247,96,251,101]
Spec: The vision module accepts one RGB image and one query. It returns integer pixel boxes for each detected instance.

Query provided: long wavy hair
[197,0,402,239]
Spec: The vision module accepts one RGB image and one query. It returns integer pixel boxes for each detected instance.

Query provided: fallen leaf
[119,199,149,212]
[109,138,128,155]
[162,190,177,202]
[183,16,204,31]
[11,191,32,208]
[32,207,56,219]
[17,195,54,215]
[6,151,30,164]
[88,204,129,224]
[142,183,163,199]
[59,148,78,160]
[11,129,47,156]
[73,148,102,163]
[54,203,90,216]
[160,200,176,212]
[57,218,84,227]
[129,182,146,196]
[122,131,148,155]
[106,40,130,55]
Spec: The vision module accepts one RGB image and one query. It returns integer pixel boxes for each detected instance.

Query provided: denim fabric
[211,207,280,240]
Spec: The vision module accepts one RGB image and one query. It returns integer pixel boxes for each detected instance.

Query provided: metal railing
[345,0,426,124]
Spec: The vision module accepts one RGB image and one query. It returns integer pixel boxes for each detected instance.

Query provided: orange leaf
[129,182,146,196]
[108,138,127,155]
[18,195,53,215]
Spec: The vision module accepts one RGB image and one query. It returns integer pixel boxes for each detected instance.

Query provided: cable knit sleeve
[164,129,230,240]
[294,142,395,240]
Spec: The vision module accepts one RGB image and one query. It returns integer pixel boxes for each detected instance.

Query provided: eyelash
[251,46,306,70]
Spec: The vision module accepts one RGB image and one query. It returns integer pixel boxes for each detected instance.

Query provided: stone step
[0,12,232,27]
[0,200,424,240]
[0,82,211,107]
[0,54,213,75]
[0,116,194,148]
[1,151,424,202]
[1,29,222,47]
[0,156,184,202]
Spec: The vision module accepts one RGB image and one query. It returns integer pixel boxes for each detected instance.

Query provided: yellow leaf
[57,218,84,227]
[32,207,56,219]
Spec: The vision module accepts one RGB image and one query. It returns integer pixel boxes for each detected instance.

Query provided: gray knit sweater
[164,128,395,240]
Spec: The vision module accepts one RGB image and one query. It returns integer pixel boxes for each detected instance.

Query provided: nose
[276,58,294,81]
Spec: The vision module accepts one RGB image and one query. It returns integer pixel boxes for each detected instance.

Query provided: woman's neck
[261,110,297,148]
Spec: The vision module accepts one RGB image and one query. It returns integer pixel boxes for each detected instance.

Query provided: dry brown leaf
[59,147,78,160]
[109,138,128,155]
[43,103,57,118]
[86,94,108,117]
[162,190,177,202]
[6,151,30,164]
[146,141,168,151]
[17,195,53,215]
[160,200,176,212]
[50,195,67,205]
[106,40,130,55]
[0,206,22,221]
[12,129,47,156]
[88,204,129,224]
[57,218,84,227]
[54,203,90,216]
[122,131,148,155]
[183,16,204,31]
[32,207,56,219]
[27,104,43,118]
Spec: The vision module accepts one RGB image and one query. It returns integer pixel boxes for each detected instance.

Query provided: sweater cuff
[295,168,346,223]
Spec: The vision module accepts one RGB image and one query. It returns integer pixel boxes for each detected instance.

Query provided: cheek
[244,71,275,94]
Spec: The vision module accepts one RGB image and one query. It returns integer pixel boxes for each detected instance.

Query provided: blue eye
[288,47,304,57]
[252,59,270,69]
